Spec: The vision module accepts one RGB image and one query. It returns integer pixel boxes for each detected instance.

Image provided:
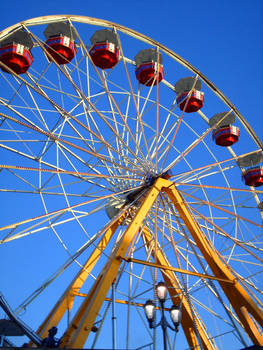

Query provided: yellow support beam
[74,293,169,311]
[121,257,235,284]
[142,227,216,350]
[35,217,122,340]
[163,179,263,346]
[44,177,263,348]
[59,180,162,348]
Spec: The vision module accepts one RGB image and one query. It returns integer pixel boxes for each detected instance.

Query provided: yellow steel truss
[59,180,162,348]
[36,178,263,348]
[163,179,263,345]
[35,216,123,340]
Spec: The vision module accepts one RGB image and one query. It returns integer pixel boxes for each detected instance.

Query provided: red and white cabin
[135,49,164,86]
[44,22,77,65]
[45,35,76,65]
[89,29,119,70]
[176,90,204,113]
[89,42,119,69]
[0,43,33,74]
[0,30,34,74]
[135,62,164,86]
[242,167,263,187]
[212,125,239,147]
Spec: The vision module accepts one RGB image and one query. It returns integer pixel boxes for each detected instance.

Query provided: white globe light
[170,305,182,331]
[156,282,167,302]
[144,300,156,323]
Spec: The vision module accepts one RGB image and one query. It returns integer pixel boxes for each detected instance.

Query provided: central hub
[105,171,173,220]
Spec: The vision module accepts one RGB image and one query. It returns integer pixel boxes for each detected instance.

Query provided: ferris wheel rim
[0,14,262,350]
[0,14,262,151]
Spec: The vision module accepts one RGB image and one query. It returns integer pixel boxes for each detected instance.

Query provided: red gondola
[45,35,76,65]
[0,30,34,74]
[0,44,33,74]
[135,62,164,86]
[212,125,239,147]
[89,29,119,70]
[177,89,204,113]
[135,49,164,86]
[242,167,263,187]
[44,22,77,65]
[89,42,119,69]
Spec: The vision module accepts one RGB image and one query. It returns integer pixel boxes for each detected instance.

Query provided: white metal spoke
[0,15,262,350]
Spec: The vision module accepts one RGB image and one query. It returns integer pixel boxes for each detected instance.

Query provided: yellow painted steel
[59,181,162,348]
[122,257,235,284]
[162,178,263,345]
[142,227,215,350]
[35,217,123,340]
[40,177,263,348]
[74,293,168,310]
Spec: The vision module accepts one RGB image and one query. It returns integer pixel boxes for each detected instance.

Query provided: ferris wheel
[0,15,262,350]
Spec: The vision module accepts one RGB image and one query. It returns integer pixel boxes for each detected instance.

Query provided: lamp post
[144,282,182,350]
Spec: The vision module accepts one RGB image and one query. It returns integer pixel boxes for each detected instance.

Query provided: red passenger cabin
[237,153,263,188]
[209,112,239,147]
[242,167,263,187]
[89,29,119,69]
[174,77,204,113]
[135,49,164,86]
[212,125,239,146]
[44,22,77,65]
[0,30,34,74]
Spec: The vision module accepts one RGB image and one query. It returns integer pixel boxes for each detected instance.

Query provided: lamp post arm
[160,315,175,331]
[166,322,176,332]
[149,319,162,329]
[145,290,181,349]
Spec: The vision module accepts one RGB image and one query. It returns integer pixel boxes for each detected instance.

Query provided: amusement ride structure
[0,15,262,350]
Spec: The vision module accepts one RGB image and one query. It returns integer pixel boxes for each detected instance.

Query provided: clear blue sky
[0,1,262,349]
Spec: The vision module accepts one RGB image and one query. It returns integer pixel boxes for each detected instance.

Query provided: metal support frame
[37,177,263,348]
[162,179,263,346]
[121,257,235,284]
[59,181,161,348]
[35,217,122,340]
[112,283,117,350]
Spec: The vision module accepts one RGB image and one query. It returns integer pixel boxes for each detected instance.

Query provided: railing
[0,292,42,346]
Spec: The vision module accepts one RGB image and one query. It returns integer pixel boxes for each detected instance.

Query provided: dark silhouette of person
[42,327,60,348]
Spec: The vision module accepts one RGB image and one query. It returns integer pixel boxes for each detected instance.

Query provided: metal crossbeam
[121,257,235,284]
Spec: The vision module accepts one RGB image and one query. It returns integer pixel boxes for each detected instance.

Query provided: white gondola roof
[174,77,201,95]
[209,112,236,128]
[134,48,163,67]
[237,152,263,167]
[44,22,77,40]
[90,29,119,47]
[0,29,34,49]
